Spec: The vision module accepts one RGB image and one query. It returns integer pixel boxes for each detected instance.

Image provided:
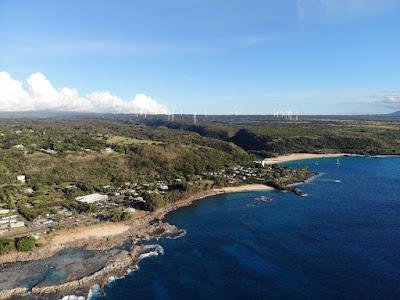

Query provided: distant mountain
[0,111,122,119]
[389,111,400,117]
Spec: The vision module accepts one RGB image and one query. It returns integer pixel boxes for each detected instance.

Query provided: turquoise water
[94,156,400,300]
[0,248,121,291]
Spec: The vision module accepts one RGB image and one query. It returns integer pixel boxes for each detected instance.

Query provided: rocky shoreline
[0,184,273,299]
[0,220,178,299]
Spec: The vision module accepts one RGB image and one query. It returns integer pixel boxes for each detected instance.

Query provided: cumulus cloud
[386,94,400,104]
[382,92,400,106]
[368,90,400,109]
[0,71,169,114]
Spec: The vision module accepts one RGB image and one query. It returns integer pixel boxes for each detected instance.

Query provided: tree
[110,208,131,222]
[16,236,36,252]
[143,193,165,211]
[0,238,15,255]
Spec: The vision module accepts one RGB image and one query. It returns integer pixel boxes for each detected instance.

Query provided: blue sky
[0,0,399,114]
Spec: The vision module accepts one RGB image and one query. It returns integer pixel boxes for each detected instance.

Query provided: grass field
[106,135,163,146]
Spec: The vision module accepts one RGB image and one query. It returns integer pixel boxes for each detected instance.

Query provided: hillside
[0,116,317,243]
[140,118,400,157]
[389,111,400,117]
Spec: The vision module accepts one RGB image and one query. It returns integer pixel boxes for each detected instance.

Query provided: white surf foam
[85,245,165,298]
[139,244,165,261]
[59,296,85,300]
[87,283,101,300]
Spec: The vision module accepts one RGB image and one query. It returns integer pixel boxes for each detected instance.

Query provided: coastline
[0,183,273,299]
[154,184,274,219]
[263,153,347,165]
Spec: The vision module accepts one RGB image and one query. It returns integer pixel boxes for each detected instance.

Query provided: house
[24,188,34,194]
[133,196,145,203]
[124,207,136,213]
[0,215,17,223]
[0,209,10,215]
[76,193,109,204]
[17,175,26,184]
[9,221,25,228]
[0,214,24,230]
[42,220,54,225]
[158,184,169,191]
[12,144,25,150]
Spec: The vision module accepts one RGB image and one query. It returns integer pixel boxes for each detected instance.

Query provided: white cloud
[382,91,400,106]
[366,90,400,110]
[0,71,169,114]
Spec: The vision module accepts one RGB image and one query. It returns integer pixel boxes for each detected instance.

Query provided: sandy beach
[214,184,274,193]
[263,153,346,165]
[48,222,131,247]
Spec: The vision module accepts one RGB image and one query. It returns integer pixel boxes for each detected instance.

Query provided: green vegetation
[110,208,131,222]
[0,118,252,218]
[151,119,400,156]
[16,236,36,252]
[0,238,15,255]
[230,123,400,156]
[106,135,162,146]
[0,115,397,225]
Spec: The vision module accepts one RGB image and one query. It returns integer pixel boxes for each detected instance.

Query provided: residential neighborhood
[0,162,306,239]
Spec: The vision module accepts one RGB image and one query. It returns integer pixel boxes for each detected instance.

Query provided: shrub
[0,238,15,255]
[110,208,131,222]
[16,236,36,252]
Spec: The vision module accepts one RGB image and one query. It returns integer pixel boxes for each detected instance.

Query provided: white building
[0,214,24,230]
[12,144,25,150]
[75,193,109,204]
[10,221,25,228]
[0,209,10,215]
[158,184,169,191]
[17,175,26,184]
[124,207,136,213]
[0,215,17,224]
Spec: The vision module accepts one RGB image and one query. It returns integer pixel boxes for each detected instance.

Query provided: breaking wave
[59,296,86,300]
[139,244,164,261]
[87,284,101,300]
[89,244,165,299]
[319,178,342,183]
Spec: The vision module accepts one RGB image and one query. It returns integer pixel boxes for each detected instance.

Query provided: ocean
[93,156,400,300]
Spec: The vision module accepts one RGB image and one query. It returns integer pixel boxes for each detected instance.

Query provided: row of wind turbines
[273,110,300,121]
[133,110,300,124]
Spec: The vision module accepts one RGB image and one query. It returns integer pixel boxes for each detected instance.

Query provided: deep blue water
[97,156,400,300]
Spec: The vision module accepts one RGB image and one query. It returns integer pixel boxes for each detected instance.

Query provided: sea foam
[87,283,101,300]
[139,244,165,261]
[59,296,85,300]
